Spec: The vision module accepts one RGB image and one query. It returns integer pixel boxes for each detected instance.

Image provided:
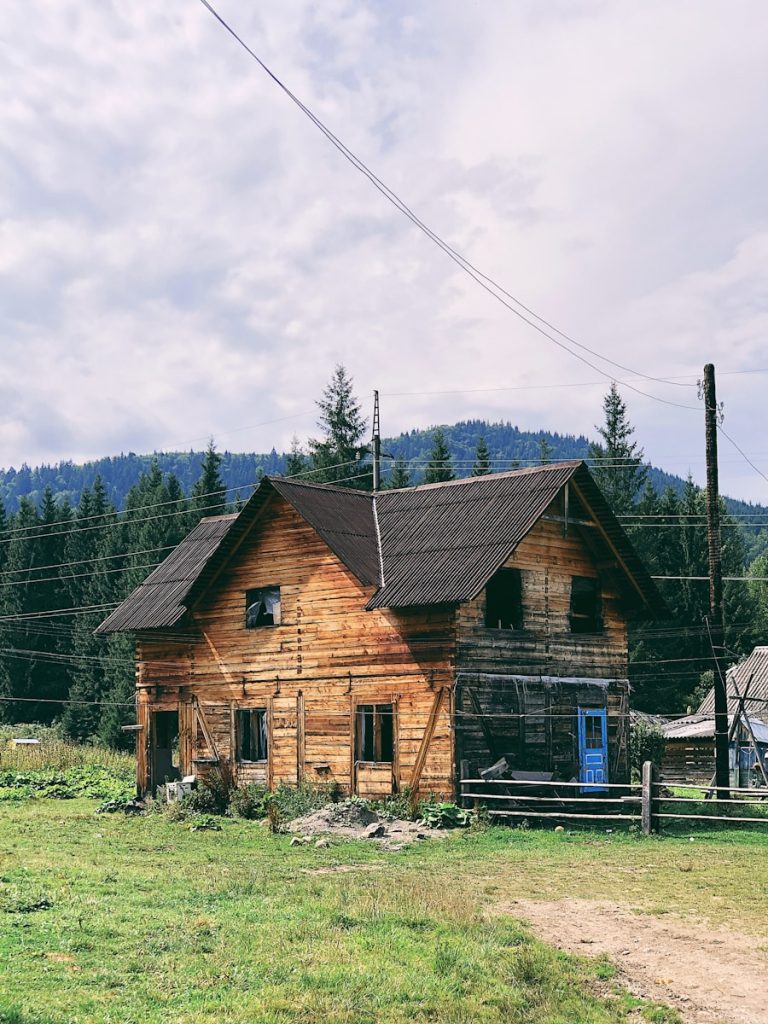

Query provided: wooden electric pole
[703,363,730,799]
[371,390,381,492]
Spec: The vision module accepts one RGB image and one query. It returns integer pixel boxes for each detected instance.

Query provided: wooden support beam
[409,687,445,805]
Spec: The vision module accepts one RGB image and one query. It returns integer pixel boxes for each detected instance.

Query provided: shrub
[630,719,666,781]
[418,801,472,829]
[192,764,236,815]
[229,783,269,820]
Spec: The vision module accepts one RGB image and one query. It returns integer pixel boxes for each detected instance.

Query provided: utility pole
[371,390,381,492]
[703,363,730,799]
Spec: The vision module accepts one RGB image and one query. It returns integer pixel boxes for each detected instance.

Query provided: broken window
[355,704,394,763]
[485,568,523,629]
[236,709,268,762]
[245,586,281,628]
[569,576,602,634]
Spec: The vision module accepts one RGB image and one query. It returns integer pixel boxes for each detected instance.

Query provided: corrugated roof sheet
[97,461,662,633]
[367,464,578,608]
[663,713,768,743]
[698,646,768,722]
[95,514,237,634]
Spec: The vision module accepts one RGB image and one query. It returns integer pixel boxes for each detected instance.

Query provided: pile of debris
[287,800,443,851]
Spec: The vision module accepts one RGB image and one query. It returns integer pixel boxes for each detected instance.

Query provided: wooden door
[578,708,608,793]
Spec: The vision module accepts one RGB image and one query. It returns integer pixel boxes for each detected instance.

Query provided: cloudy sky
[2,1,768,499]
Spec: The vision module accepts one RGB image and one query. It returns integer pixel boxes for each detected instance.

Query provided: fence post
[641,760,659,835]
[459,759,469,807]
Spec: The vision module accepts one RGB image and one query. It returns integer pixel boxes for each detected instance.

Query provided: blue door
[578,708,608,793]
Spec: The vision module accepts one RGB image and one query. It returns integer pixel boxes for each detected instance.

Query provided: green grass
[6,805,767,1023]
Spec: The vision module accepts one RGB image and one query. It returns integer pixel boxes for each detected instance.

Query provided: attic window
[245,587,281,628]
[236,709,268,762]
[569,576,602,634]
[356,704,394,763]
[485,568,523,630]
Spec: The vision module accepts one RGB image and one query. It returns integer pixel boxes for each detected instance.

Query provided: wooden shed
[97,461,662,799]
[662,714,768,788]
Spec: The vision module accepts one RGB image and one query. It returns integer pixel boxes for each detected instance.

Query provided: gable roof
[97,461,662,634]
[698,647,768,723]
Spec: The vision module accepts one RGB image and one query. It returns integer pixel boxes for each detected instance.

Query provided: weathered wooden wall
[454,508,630,783]
[136,495,455,797]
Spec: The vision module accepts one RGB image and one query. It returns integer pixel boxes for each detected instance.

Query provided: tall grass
[0,724,133,774]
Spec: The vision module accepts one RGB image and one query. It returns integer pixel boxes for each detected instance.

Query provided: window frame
[235,707,269,763]
[245,586,281,629]
[355,703,395,765]
[484,567,524,630]
[569,575,603,634]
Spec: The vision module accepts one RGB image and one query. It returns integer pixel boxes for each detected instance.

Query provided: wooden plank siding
[136,496,455,797]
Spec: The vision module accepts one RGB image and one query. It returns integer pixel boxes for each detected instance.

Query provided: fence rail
[459,762,768,834]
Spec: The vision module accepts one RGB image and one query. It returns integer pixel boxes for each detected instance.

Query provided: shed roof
[663,713,768,744]
[97,461,662,634]
[698,647,768,722]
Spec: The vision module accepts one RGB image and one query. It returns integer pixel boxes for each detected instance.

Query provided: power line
[195,0,701,413]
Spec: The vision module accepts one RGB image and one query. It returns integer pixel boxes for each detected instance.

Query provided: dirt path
[497,899,766,1024]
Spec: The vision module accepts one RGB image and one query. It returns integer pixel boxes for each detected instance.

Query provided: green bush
[229,783,269,820]
[630,719,666,781]
[418,801,472,829]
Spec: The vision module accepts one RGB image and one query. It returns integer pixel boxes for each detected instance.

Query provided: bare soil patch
[287,802,445,849]
[498,898,767,1024]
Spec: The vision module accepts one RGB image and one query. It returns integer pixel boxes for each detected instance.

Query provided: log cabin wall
[136,495,456,797]
[455,505,630,783]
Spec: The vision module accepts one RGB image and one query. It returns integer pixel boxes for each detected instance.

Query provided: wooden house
[97,461,662,799]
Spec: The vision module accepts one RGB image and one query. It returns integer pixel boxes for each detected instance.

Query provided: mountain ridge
[2,419,766,525]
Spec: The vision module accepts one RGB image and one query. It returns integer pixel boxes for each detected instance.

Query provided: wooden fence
[459,761,768,834]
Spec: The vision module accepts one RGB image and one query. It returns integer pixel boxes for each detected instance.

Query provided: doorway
[151,710,180,792]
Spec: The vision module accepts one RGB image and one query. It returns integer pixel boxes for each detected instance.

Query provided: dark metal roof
[97,461,663,633]
[698,647,768,722]
[367,461,662,611]
[367,464,578,608]
[95,514,237,634]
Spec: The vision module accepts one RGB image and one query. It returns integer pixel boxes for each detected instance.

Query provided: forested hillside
[1,368,767,736]
[3,418,766,527]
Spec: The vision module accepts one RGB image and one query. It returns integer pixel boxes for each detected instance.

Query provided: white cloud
[1,0,768,500]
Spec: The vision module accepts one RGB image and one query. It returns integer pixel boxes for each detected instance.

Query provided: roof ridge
[386,460,584,494]
[269,476,372,497]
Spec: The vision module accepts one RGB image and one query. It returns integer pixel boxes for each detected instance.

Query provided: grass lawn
[2,800,767,1024]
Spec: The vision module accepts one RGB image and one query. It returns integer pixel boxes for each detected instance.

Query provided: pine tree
[538,437,553,465]
[285,436,307,477]
[61,481,112,741]
[424,428,455,484]
[472,436,491,476]
[191,440,226,519]
[388,456,411,489]
[308,365,368,488]
[588,383,648,516]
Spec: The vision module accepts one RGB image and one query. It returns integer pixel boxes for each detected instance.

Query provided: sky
[2,0,768,500]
